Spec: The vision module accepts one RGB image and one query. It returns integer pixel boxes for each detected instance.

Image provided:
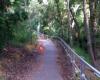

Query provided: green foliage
[32,31,38,45]
[73,46,92,64]
[38,0,43,4]
[0,0,100,64]
[13,25,29,43]
[0,0,29,49]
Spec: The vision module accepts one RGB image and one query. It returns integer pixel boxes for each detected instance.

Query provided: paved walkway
[32,39,63,80]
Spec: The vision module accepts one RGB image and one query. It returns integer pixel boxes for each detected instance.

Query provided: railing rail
[54,37,100,80]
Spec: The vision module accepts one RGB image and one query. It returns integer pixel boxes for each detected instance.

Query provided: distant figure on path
[37,42,45,55]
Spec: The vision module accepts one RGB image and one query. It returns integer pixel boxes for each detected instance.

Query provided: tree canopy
[0,0,100,65]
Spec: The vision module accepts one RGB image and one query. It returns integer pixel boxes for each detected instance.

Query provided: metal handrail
[54,37,100,80]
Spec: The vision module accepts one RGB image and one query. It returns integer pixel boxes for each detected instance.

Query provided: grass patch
[73,46,92,64]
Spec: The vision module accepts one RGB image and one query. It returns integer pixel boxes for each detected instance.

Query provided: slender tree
[89,0,97,60]
[83,0,95,65]
[54,0,63,37]
[67,0,73,46]
[69,8,80,43]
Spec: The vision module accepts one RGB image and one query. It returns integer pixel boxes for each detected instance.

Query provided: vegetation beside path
[0,0,100,74]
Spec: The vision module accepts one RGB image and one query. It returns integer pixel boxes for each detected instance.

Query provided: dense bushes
[0,0,37,50]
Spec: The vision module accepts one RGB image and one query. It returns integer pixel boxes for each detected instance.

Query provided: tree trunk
[69,8,81,44]
[89,0,97,60]
[83,0,95,65]
[55,0,63,37]
[67,0,73,46]
[70,9,80,35]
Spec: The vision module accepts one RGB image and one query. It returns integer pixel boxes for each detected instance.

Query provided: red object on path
[36,43,45,54]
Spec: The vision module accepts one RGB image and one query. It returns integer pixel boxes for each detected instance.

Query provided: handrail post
[80,60,87,80]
